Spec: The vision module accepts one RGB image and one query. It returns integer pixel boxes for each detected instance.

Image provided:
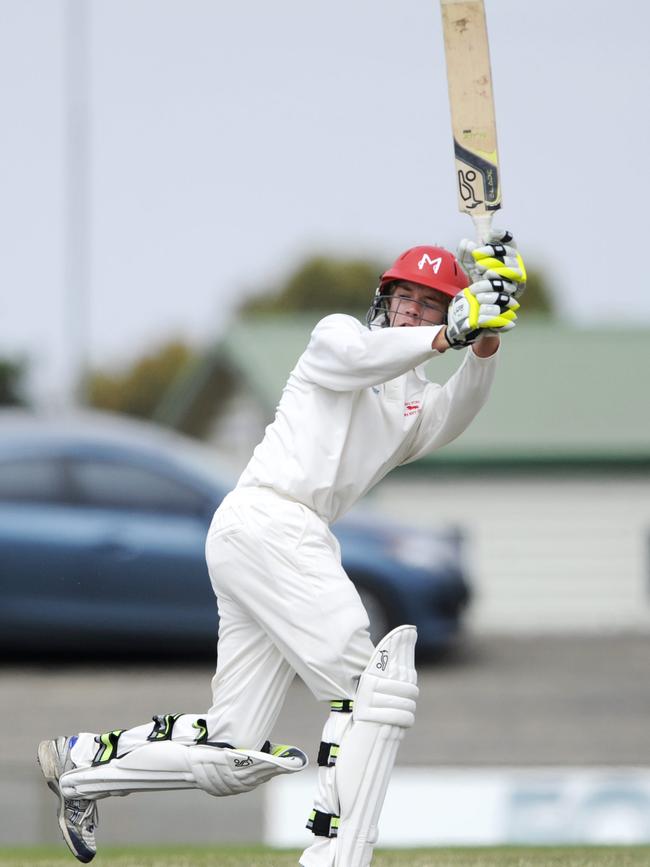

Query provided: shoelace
[67,799,99,833]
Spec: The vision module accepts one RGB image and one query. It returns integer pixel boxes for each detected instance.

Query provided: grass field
[1,847,649,867]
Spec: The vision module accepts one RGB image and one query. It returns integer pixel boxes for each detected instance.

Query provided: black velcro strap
[192,718,208,744]
[306,809,339,838]
[147,713,182,742]
[92,729,124,765]
[330,699,353,713]
[317,741,339,767]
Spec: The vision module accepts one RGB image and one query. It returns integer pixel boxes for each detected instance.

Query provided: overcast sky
[1,0,648,404]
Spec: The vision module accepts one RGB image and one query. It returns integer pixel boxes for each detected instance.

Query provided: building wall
[371,474,650,633]
[207,390,267,471]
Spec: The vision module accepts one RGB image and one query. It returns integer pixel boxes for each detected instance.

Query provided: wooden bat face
[440,0,501,239]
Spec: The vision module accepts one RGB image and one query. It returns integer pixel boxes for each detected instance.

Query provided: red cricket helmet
[379,245,468,299]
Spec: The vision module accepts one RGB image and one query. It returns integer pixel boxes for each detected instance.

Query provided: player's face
[388,282,448,327]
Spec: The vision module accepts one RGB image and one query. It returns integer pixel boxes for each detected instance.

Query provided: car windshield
[0,409,237,491]
[159,435,236,489]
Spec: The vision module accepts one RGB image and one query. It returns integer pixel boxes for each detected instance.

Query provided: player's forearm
[432,328,451,352]
[301,315,447,391]
[472,334,500,357]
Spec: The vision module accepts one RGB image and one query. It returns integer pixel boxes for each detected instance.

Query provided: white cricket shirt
[237,314,496,524]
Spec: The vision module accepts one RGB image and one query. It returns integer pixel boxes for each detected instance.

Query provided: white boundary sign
[264,766,650,848]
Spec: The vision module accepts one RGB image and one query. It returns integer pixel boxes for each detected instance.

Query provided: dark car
[0,409,470,660]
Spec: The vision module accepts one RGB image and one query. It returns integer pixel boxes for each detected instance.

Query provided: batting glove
[457,229,527,299]
[445,281,520,349]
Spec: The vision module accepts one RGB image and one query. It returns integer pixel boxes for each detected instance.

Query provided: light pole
[64,0,91,405]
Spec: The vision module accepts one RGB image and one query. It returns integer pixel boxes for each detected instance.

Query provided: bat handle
[472,213,494,245]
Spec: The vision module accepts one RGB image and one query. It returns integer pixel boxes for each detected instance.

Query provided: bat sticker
[457,168,482,208]
[454,139,500,206]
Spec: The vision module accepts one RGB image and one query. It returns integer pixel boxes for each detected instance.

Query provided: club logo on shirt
[404,400,421,417]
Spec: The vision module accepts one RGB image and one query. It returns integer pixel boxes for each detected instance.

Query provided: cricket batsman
[37,231,526,866]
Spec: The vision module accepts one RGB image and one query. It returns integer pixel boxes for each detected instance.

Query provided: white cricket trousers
[204,485,375,749]
[68,485,374,771]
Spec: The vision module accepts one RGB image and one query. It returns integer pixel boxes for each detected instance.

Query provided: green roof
[217,314,650,468]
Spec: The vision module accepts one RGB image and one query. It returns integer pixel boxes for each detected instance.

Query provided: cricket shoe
[37,736,98,863]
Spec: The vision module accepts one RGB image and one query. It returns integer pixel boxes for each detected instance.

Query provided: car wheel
[356,585,392,646]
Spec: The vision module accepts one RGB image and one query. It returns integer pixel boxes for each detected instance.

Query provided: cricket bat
[439,0,501,244]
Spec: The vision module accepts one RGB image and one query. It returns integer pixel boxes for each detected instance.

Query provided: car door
[0,454,92,653]
[61,454,219,655]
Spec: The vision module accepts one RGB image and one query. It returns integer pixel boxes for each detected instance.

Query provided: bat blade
[440,0,500,242]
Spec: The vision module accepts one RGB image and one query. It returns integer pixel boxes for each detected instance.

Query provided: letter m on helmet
[417,254,442,274]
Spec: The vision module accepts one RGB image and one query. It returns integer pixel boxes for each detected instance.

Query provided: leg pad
[60,739,308,800]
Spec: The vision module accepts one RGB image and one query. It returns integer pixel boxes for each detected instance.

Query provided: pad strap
[147,713,183,742]
[307,809,340,838]
[317,741,340,768]
[192,718,208,744]
[330,700,353,713]
[92,730,124,765]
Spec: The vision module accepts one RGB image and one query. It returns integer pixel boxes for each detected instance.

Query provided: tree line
[3,253,555,429]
